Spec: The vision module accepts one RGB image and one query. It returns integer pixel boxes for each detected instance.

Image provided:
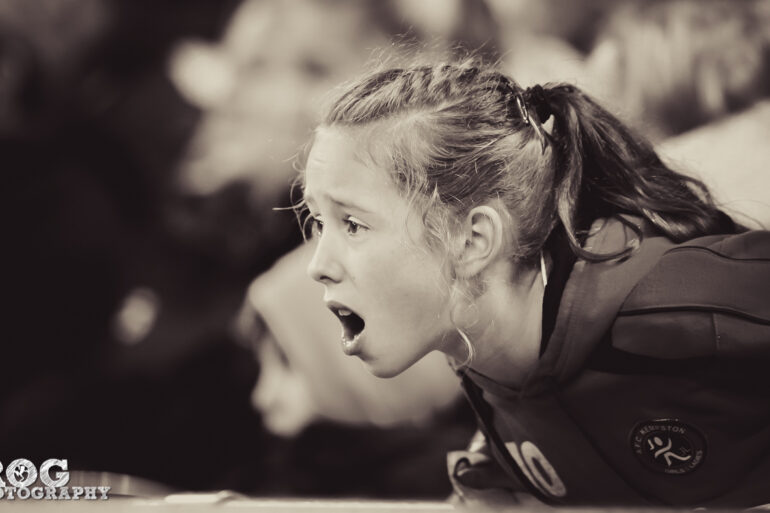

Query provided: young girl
[299,60,770,508]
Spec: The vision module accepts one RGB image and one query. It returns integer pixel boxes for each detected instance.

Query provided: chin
[360,359,404,379]
[262,416,308,438]
[361,354,417,379]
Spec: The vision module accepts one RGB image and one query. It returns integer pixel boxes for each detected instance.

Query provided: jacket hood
[464,216,675,398]
[535,216,676,385]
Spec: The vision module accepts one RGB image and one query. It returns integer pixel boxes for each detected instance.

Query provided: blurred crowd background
[2,0,769,500]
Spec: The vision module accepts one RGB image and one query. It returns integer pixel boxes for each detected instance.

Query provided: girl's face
[303,128,455,377]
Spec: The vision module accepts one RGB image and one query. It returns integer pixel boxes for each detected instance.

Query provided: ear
[455,205,507,279]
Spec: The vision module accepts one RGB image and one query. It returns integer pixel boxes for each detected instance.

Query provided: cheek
[364,245,450,329]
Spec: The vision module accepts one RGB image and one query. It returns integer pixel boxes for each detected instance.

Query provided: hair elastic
[514,85,551,154]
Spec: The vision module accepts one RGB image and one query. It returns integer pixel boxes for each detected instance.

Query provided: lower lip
[341,332,364,356]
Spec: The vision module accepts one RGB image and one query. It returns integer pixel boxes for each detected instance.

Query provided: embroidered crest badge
[630,419,706,475]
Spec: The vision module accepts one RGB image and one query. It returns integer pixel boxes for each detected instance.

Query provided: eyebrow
[330,196,373,216]
[304,192,373,216]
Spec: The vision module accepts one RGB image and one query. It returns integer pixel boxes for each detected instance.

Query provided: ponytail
[317,60,735,266]
[540,84,736,261]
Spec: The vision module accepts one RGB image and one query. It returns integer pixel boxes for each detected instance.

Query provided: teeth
[341,330,361,344]
[338,308,352,316]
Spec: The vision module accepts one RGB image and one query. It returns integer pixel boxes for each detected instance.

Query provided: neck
[464,260,545,388]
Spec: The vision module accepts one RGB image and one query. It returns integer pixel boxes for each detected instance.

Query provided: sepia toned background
[2,0,769,501]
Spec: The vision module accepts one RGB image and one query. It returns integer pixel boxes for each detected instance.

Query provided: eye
[310,216,324,237]
[345,217,366,236]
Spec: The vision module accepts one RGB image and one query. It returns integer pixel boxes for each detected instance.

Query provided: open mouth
[328,305,366,342]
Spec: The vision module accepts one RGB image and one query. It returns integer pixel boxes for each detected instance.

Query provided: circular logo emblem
[630,419,706,475]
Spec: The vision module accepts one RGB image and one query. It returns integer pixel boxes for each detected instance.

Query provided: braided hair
[306,59,734,264]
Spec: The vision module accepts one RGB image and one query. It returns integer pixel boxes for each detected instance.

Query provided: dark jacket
[449,216,770,508]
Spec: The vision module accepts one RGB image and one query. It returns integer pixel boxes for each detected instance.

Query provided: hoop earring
[451,328,475,371]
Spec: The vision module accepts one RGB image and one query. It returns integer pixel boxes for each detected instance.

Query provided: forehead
[303,127,398,204]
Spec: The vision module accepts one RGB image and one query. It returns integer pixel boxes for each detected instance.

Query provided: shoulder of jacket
[611,230,770,359]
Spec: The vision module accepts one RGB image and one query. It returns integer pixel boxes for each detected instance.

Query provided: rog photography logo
[0,459,110,501]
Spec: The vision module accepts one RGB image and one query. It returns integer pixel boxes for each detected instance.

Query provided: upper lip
[324,299,366,340]
[324,299,353,315]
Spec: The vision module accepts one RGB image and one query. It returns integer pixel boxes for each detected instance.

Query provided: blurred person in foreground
[235,243,475,498]
[296,55,770,508]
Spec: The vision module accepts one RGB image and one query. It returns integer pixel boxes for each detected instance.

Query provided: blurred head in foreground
[237,243,461,437]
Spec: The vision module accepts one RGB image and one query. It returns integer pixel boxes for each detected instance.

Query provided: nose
[306,236,343,284]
